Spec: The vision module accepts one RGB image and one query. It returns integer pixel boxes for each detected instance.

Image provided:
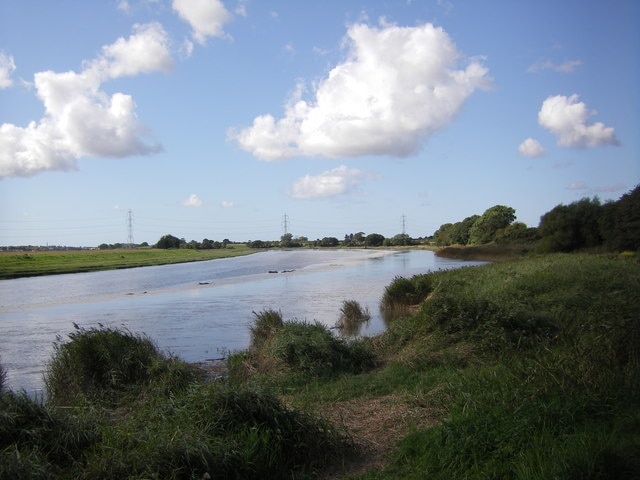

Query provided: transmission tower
[127,209,134,247]
[282,213,289,235]
[401,214,407,235]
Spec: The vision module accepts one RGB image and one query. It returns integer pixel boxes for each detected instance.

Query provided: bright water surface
[0,249,485,393]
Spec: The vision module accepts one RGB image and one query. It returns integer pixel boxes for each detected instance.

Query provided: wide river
[0,249,485,394]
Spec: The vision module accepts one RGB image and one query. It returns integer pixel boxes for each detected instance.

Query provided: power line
[127,209,134,247]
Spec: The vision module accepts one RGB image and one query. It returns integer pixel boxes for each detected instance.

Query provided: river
[0,249,485,394]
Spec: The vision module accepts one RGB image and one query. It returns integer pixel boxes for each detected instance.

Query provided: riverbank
[435,243,529,261]
[0,246,254,279]
[2,252,637,478]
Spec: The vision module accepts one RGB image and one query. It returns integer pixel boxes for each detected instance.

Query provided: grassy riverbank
[1,253,638,478]
[0,246,253,279]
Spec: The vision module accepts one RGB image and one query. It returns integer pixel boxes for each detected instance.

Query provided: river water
[0,249,484,393]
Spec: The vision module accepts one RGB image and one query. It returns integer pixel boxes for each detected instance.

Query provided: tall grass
[357,253,640,479]
[337,300,371,335]
[45,324,198,406]
[233,310,377,380]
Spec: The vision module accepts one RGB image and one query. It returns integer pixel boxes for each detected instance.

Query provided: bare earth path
[318,393,441,479]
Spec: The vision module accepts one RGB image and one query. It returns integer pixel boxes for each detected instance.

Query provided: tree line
[151,185,638,254]
[433,185,639,253]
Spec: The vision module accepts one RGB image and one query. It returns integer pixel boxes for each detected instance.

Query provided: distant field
[0,246,254,280]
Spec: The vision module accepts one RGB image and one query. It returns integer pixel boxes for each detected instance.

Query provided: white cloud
[230,21,490,161]
[527,59,582,73]
[221,200,235,208]
[518,137,545,157]
[0,51,16,89]
[288,165,374,199]
[567,181,588,191]
[182,193,203,207]
[0,23,171,179]
[92,22,174,78]
[538,94,619,148]
[172,0,231,45]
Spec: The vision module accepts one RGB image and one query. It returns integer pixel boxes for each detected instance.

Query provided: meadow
[0,246,253,279]
[1,252,638,479]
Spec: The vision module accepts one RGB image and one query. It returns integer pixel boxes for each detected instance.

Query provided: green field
[0,246,254,280]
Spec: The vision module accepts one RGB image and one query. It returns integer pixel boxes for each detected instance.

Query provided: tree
[280,233,294,248]
[156,234,181,249]
[433,223,454,246]
[364,233,385,247]
[608,185,640,251]
[468,205,516,245]
[494,222,539,245]
[537,198,603,252]
[318,237,340,247]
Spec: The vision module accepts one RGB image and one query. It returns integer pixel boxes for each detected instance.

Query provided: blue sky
[1,0,638,246]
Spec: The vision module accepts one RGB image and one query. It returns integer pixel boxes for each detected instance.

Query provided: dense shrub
[267,321,376,376]
[249,309,284,349]
[381,274,433,310]
[45,325,197,405]
[0,391,98,477]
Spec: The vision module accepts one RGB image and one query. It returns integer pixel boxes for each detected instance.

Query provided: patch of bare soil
[318,394,440,479]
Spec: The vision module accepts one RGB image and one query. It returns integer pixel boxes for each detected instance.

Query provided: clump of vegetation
[0,360,6,393]
[2,324,353,479]
[267,320,376,377]
[45,324,198,406]
[236,310,377,379]
[380,274,434,311]
[0,390,99,479]
[249,309,284,348]
[337,299,371,335]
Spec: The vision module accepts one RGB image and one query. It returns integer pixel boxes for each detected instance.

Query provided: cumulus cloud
[0,51,16,88]
[221,200,235,208]
[230,21,490,161]
[288,165,374,199]
[538,94,619,148]
[182,193,203,207]
[527,59,582,73]
[172,0,231,44]
[0,23,172,179]
[518,137,545,157]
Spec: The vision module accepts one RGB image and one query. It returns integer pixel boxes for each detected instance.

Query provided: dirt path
[318,393,440,478]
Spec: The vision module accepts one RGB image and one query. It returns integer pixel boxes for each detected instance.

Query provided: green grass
[1,252,638,478]
[0,245,253,279]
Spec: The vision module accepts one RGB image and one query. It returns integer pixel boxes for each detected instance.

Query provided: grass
[1,252,638,478]
[337,300,371,335]
[0,245,253,279]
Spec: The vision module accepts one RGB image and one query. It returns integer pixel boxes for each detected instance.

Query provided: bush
[381,274,433,310]
[0,391,98,476]
[45,325,197,405]
[268,321,376,377]
[249,309,284,349]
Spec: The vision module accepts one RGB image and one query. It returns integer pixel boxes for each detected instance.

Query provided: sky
[0,0,638,247]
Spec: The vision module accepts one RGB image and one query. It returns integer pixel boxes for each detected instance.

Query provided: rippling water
[0,249,485,393]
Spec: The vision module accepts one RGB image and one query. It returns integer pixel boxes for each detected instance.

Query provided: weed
[337,299,371,335]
